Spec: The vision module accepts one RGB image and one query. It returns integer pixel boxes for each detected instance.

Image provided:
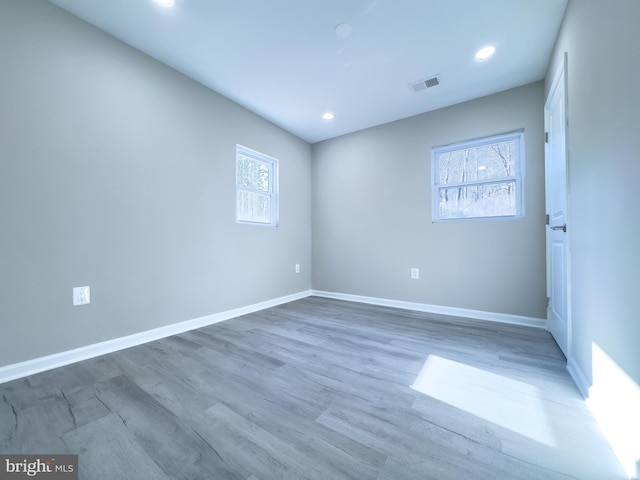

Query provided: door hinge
[547,297,551,309]
[545,132,549,143]
[545,214,549,225]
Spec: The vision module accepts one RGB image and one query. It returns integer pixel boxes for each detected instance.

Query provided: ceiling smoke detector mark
[409,76,440,93]
[335,23,353,38]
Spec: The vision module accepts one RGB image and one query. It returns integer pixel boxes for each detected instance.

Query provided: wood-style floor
[0,297,626,479]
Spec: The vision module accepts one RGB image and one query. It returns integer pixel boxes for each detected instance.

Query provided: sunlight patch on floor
[588,342,640,479]
[411,355,557,447]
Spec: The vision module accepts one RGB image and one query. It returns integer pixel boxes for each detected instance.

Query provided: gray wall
[0,0,312,368]
[312,82,546,319]
[545,0,640,385]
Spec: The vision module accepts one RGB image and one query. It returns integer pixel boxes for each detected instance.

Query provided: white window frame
[431,130,524,222]
[235,144,279,226]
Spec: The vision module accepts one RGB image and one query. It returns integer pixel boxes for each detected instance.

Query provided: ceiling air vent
[409,75,440,93]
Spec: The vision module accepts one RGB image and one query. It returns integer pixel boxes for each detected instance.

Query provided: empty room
[1,0,638,479]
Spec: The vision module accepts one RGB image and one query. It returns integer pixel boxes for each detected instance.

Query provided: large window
[236,145,278,226]
[432,131,524,221]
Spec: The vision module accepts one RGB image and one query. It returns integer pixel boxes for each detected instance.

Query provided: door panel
[545,56,569,357]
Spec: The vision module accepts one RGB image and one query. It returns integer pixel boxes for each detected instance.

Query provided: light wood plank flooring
[0,297,626,479]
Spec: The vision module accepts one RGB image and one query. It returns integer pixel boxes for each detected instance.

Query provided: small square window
[432,131,524,221]
[236,145,278,226]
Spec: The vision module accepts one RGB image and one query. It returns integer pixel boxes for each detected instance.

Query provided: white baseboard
[311,290,546,329]
[567,355,590,398]
[0,289,549,386]
[0,290,313,385]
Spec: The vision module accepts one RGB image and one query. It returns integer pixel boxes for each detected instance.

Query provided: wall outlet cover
[73,286,91,306]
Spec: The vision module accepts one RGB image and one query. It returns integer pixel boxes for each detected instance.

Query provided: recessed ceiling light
[322,112,335,121]
[153,0,175,7]
[475,45,496,61]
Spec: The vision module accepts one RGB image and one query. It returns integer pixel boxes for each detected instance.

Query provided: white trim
[0,289,549,386]
[567,355,590,399]
[432,130,525,222]
[312,290,546,329]
[0,290,312,385]
[544,51,572,359]
[236,144,279,227]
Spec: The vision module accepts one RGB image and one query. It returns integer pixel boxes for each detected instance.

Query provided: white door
[544,55,570,357]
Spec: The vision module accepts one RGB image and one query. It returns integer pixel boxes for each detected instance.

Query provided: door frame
[544,52,572,358]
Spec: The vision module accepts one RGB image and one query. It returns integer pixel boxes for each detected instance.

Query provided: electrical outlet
[73,286,90,306]
[411,268,420,279]
[295,264,300,274]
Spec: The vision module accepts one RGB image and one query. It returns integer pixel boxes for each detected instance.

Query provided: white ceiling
[48,0,568,143]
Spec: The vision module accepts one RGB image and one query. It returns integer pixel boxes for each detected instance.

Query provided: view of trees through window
[433,133,522,220]
[236,146,277,225]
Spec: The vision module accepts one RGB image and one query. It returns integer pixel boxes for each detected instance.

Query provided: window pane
[438,140,517,185]
[438,180,516,219]
[236,155,253,187]
[236,145,278,226]
[237,190,271,224]
[256,161,270,192]
[236,155,271,192]
[255,193,271,223]
[237,190,253,222]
